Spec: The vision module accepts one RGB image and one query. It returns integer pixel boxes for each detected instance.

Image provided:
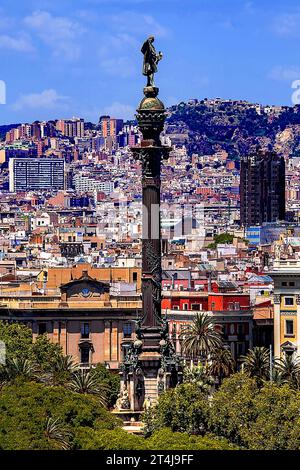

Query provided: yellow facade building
[270,259,300,358]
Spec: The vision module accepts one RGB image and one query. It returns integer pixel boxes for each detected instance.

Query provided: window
[123,323,132,338]
[191,303,201,311]
[286,320,294,336]
[211,302,216,310]
[182,303,189,311]
[234,302,240,310]
[228,302,234,310]
[285,297,294,306]
[133,272,138,282]
[38,323,47,335]
[80,347,90,364]
[81,323,90,339]
[237,324,244,335]
[289,282,295,287]
[282,281,287,286]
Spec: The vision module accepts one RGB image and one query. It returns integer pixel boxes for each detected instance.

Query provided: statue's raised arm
[141,36,163,88]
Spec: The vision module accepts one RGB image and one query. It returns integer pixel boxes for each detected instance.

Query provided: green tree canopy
[0,321,63,372]
[143,383,210,436]
[0,381,121,450]
[243,383,300,450]
[208,233,234,249]
[147,428,238,450]
[209,372,258,446]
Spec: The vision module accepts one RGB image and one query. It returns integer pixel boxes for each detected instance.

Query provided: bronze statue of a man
[141,36,162,87]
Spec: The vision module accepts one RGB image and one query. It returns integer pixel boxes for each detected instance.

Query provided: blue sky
[0,0,300,124]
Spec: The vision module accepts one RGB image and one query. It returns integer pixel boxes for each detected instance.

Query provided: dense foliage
[143,383,210,436]
[0,381,121,450]
[209,372,258,446]
[145,371,300,450]
[2,321,300,450]
[0,381,237,450]
[0,321,62,372]
[146,428,238,450]
[0,322,120,407]
[210,372,300,449]
[92,363,120,407]
[207,233,234,248]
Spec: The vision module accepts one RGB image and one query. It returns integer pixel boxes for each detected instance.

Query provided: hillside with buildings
[166,98,300,158]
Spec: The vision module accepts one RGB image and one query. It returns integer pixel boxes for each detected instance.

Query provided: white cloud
[96,12,168,79]
[272,13,300,37]
[100,101,135,119]
[269,65,300,82]
[98,33,139,77]
[100,55,137,78]
[80,101,135,122]
[11,89,69,111]
[0,15,16,31]
[108,12,169,38]
[0,34,34,52]
[24,10,84,60]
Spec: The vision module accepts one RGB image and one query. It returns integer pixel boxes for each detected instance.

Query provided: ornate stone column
[115,39,182,416]
[131,86,169,352]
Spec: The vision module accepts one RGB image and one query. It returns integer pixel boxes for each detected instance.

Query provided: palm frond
[240,347,270,380]
[180,313,223,359]
[69,369,108,406]
[45,417,73,450]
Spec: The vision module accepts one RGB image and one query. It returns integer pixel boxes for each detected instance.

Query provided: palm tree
[275,355,300,389]
[51,355,79,386]
[240,347,270,382]
[45,417,73,450]
[269,368,288,387]
[0,357,39,385]
[69,369,108,406]
[209,347,235,385]
[180,313,223,360]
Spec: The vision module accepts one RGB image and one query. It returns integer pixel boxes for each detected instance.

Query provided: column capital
[274,294,281,304]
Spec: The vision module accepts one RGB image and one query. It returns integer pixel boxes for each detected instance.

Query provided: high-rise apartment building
[9,157,65,192]
[19,124,32,140]
[56,118,84,138]
[99,116,123,139]
[240,149,285,227]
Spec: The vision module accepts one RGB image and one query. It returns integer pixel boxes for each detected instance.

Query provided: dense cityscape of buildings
[1,98,300,367]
